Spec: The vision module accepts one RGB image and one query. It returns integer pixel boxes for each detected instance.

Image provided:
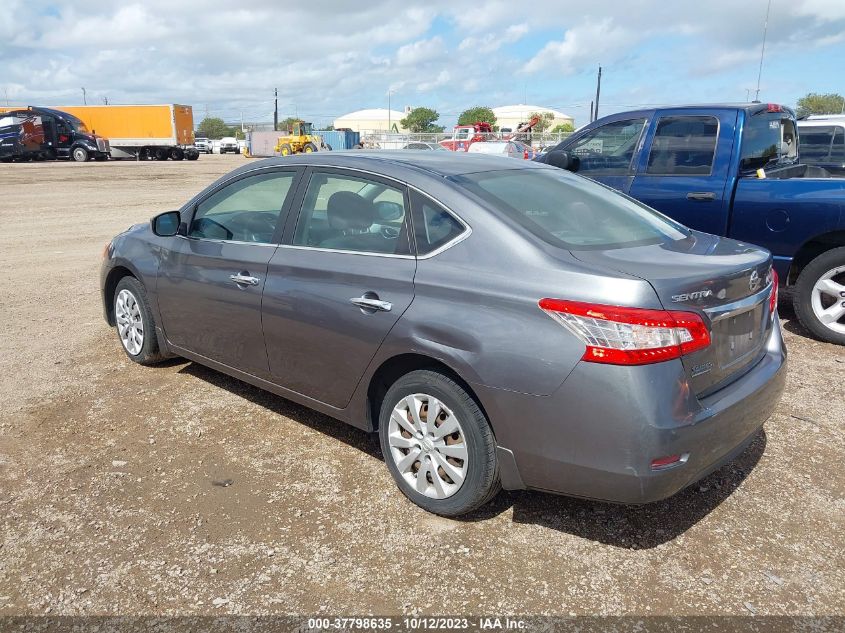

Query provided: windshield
[64,114,89,134]
[454,168,688,250]
[739,112,792,171]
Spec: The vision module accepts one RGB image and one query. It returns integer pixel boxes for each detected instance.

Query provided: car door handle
[229,273,260,286]
[350,296,392,312]
[686,191,716,201]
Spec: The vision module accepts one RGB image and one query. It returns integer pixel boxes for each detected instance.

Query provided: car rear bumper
[476,318,787,504]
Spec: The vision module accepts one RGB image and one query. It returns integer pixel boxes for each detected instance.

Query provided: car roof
[798,119,845,128]
[239,150,546,178]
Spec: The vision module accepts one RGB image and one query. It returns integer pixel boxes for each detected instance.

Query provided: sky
[2,0,844,128]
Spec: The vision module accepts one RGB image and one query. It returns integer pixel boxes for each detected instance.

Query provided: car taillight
[538,299,711,365]
[769,268,779,316]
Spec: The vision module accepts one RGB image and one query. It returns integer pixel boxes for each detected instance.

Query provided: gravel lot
[0,156,843,618]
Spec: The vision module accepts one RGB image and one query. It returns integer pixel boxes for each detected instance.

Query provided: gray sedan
[101,152,786,516]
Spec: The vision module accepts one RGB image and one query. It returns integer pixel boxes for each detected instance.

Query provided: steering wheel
[233,212,277,242]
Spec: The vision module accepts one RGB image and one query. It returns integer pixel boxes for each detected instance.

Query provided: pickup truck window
[568,118,646,176]
[646,116,718,176]
[456,169,687,250]
[801,127,845,163]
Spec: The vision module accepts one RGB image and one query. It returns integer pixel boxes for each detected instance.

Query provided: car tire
[793,247,845,345]
[72,147,89,162]
[113,277,166,365]
[378,370,500,516]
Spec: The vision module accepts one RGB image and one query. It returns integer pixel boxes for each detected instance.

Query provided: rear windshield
[454,168,688,250]
[739,112,794,171]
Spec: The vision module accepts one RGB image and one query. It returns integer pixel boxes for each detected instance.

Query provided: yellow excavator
[273,120,327,155]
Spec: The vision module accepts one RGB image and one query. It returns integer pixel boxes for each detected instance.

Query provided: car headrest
[327,191,376,231]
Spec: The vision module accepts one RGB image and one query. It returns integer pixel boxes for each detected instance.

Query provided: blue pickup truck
[543,102,845,345]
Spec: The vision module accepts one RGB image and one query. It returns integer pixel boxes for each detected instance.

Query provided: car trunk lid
[570,231,775,395]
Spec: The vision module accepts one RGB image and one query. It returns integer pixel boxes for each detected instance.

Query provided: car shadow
[177,360,766,550]
[177,361,382,460]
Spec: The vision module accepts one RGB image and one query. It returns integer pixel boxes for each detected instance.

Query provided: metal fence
[356,131,573,150]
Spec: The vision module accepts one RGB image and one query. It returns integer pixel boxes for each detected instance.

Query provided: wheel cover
[115,289,144,355]
[810,265,845,335]
[387,393,468,499]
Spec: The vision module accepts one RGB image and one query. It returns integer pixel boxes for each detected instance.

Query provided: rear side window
[646,116,718,175]
[410,191,466,255]
[292,171,411,255]
[800,126,845,163]
[454,168,687,250]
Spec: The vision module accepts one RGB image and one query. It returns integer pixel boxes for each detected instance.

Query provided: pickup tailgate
[571,231,775,395]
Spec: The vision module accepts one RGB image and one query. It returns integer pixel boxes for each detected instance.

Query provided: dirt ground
[0,155,842,619]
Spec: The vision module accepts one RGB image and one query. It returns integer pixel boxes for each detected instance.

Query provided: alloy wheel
[811,265,845,335]
[387,393,468,499]
[115,289,144,355]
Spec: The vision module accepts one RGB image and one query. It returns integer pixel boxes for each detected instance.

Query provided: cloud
[458,23,528,53]
[522,19,639,74]
[396,36,445,66]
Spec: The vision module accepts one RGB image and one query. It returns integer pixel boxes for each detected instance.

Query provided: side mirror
[545,150,580,172]
[151,210,182,237]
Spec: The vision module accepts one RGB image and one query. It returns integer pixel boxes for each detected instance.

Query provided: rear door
[628,109,737,235]
[156,167,301,377]
[262,167,416,408]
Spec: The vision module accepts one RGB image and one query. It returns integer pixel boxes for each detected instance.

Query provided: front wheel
[113,277,166,365]
[379,370,499,516]
[793,246,845,345]
[71,147,89,162]
[303,142,318,153]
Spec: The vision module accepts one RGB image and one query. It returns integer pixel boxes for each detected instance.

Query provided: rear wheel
[278,143,293,156]
[303,142,318,153]
[71,147,89,162]
[793,247,845,345]
[170,147,184,160]
[379,370,499,516]
[113,277,166,365]
[154,147,168,161]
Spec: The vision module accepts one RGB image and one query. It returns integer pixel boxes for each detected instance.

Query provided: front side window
[410,191,466,255]
[292,172,410,255]
[646,116,718,175]
[189,171,296,243]
[566,118,646,176]
[454,168,687,250]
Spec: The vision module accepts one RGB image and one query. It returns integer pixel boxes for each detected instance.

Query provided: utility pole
[102,96,109,105]
[594,66,602,122]
[274,88,278,132]
[755,0,772,101]
[81,87,87,105]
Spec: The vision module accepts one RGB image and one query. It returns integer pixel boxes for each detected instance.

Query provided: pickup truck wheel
[379,370,500,516]
[71,147,89,162]
[113,277,166,365]
[793,247,845,345]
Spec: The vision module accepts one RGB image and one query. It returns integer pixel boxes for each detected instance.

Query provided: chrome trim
[704,283,772,323]
[182,161,473,258]
[175,235,278,247]
[279,244,415,259]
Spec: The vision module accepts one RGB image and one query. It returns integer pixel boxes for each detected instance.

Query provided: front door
[559,116,648,193]
[628,109,737,235]
[262,168,416,408]
[156,168,300,377]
